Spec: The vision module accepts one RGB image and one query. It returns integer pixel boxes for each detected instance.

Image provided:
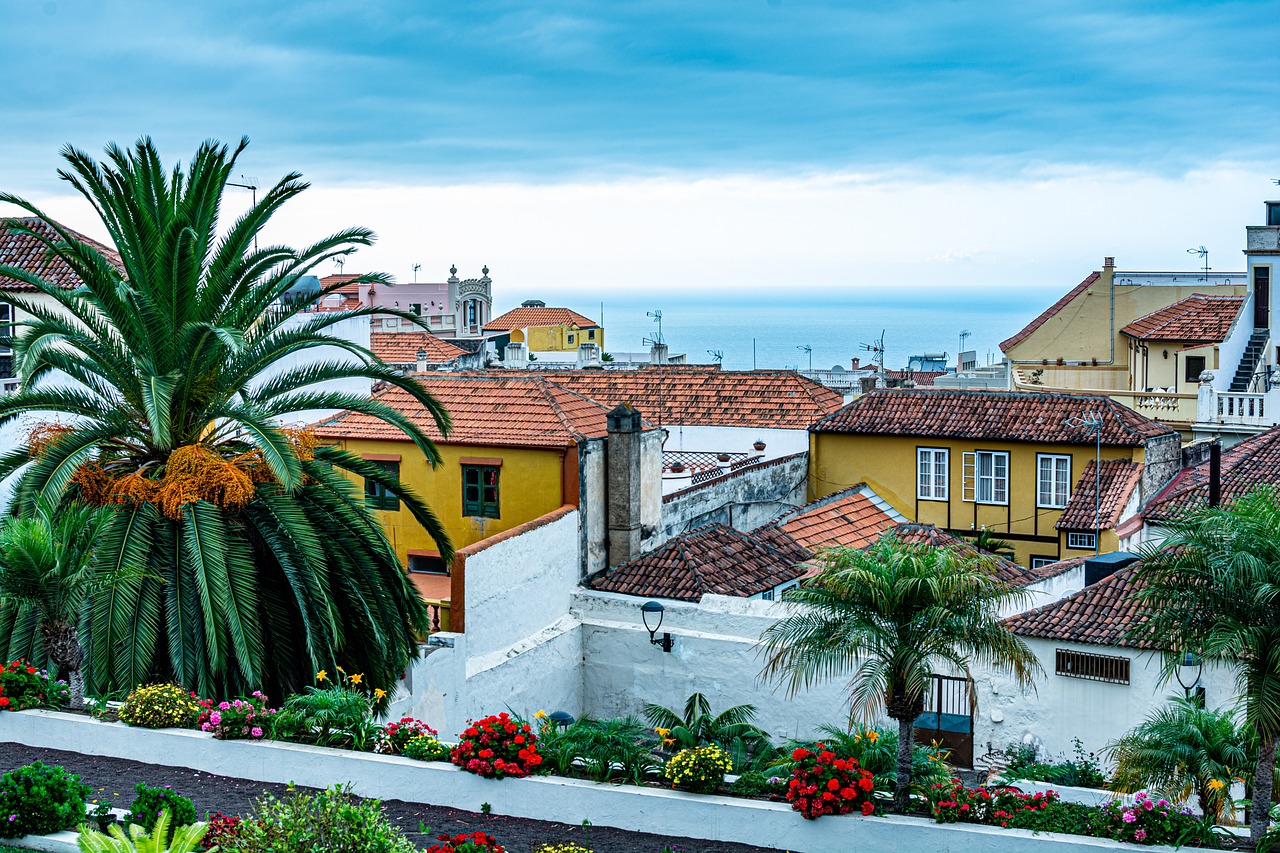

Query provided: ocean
[573,288,1060,373]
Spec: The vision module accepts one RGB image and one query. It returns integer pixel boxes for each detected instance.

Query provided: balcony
[1195,384,1280,438]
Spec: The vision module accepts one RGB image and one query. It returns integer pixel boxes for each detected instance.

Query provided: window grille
[1056,648,1130,684]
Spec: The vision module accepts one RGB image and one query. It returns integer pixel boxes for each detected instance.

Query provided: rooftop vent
[521,299,547,308]
[1084,551,1139,586]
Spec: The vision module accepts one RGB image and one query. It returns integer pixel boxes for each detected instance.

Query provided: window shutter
[962,452,976,502]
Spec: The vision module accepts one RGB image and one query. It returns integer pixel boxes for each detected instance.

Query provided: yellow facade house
[808,389,1182,569]
[1000,258,1246,433]
[484,301,604,353]
[311,373,613,607]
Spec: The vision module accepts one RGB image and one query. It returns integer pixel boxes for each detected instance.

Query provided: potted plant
[716,453,731,462]
[90,800,116,832]
[752,440,766,451]
[670,462,686,473]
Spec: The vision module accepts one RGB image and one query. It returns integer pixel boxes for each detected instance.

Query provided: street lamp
[1176,652,1203,702]
[547,711,575,730]
[640,600,673,653]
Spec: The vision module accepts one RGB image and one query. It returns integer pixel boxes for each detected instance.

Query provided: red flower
[861,802,875,816]
[792,747,809,761]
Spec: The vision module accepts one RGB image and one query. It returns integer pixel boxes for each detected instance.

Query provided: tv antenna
[1187,246,1210,281]
[860,330,886,373]
[226,175,260,250]
[335,257,345,276]
[707,349,724,365]
[412,263,421,282]
[796,344,813,371]
[645,310,665,345]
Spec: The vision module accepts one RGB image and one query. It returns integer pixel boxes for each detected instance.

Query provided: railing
[423,598,451,633]
[1217,392,1268,427]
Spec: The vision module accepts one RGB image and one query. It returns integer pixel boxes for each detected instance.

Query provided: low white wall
[659,453,809,540]
[0,711,1179,853]
[1013,565,1085,617]
[972,637,1239,763]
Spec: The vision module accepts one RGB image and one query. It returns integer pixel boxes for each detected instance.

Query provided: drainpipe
[1009,257,1117,373]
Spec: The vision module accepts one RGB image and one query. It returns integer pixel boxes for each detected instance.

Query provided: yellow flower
[315,670,327,682]
[336,665,346,674]
[866,730,879,743]
[655,727,670,737]
[1207,779,1226,791]
[373,688,387,700]
[534,709,548,719]
[349,673,363,685]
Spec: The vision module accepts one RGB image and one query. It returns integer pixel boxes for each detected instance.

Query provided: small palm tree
[644,692,773,771]
[0,500,109,707]
[1131,486,1280,844]
[0,138,451,699]
[78,812,207,853]
[760,534,1040,812]
[966,527,1015,560]
[1106,696,1249,823]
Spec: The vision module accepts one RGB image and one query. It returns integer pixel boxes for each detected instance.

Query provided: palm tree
[644,692,774,771]
[1105,696,1250,824]
[966,527,1015,560]
[760,534,1040,812]
[0,500,109,706]
[0,137,452,699]
[1130,486,1280,843]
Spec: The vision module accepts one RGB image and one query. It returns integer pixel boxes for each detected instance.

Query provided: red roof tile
[485,306,599,332]
[588,523,810,601]
[540,368,844,430]
[319,273,364,297]
[1004,564,1154,649]
[1000,272,1100,352]
[1025,554,1091,581]
[312,374,618,449]
[1,217,123,292]
[1143,426,1280,522]
[1120,294,1245,343]
[1056,460,1143,531]
[762,486,903,551]
[881,370,945,386]
[371,332,467,364]
[811,389,1176,447]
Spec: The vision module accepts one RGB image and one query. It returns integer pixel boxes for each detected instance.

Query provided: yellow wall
[522,324,605,353]
[1126,340,1216,393]
[809,432,1143,567]
[327,437,571,566]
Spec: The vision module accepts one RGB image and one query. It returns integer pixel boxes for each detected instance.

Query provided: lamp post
[640,600,673,653]
[1176,652,1203,704]
[547,711,575,730]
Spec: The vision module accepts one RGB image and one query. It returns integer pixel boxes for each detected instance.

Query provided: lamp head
[641,600,664,637]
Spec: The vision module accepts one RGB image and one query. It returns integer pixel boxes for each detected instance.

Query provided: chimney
[1103,256,1115,269]
[851,357,860,370]
[503,342,529,369]
[606,405,645,567]
[1209,440,1221,507]
[649,343,669,365]
[577,342,602,369]
[416,348,427,374]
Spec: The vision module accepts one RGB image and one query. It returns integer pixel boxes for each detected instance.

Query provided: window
[1056,648,1130,685]
[1067,531,1097,550]
[0,304,10,351]
[963,451,1008,504]
[588,329,596,340]
[916,448,949,500]
[1030,557,1057,570]
[568,333,575,344]
[409,554,447,574]
[364,461,400,511]
[467,301,477,326]
[462,465,500,518]
[760,589,774,601]
[410,303,422,316]
[1184,355,1206,383]
[1037,454,1071,509]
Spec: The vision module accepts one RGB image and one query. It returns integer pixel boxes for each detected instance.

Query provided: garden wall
[658,450,808,540]
[0,711,1183,853]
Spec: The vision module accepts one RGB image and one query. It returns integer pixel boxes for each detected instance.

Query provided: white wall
[1011,565,1085,617]
[972,637,1238,764]
[659,452,809,540]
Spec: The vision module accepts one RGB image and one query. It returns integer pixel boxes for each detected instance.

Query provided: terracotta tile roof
[371,332,467,364]
[312,373,618,449]
[811,389,1176,447]
[319,273,364,297]
[1120,294,1245,343]
[588,523,810,601]
[1004,564,1154,649]
[881,370,945,386]
[761,485,904,551]
[485,306,599,332]
[1143,426,1280,522]
[890,523,1038,586]
[1056,460,1143,531]
[1,217,123,292]
[1000,272,1100,352]
[539,368,844,429]
[1025,554,1091,581]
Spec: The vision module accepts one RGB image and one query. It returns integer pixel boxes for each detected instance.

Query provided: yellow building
[808,389,1182,569]
[484,301,604,353]
[1000,259,1246,433]
[1119,294,1245,394]
[311,373,614,603]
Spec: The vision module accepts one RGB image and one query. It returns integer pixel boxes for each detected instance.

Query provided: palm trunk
[39,620,85,709]
[895,716,915,814]
[68,669,85,710]
[1251,731,1277,844]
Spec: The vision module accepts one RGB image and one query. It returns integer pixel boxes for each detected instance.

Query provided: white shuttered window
[917,448,949,500]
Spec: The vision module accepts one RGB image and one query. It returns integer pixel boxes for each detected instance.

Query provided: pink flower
[209,711,222,726]
[218,701,231,711]
[251,726,263,738]
[1143,800,1154,810]
[1135,829,1147,841]
[1122,811,1137,823]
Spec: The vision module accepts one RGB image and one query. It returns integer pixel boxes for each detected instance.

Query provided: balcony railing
[423,598,451,634]
[1217,392,1268,427]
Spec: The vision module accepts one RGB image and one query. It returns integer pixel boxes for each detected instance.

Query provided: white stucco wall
[1012,565,1085,617]
[972,637,1238,764]
[659,452,809,540]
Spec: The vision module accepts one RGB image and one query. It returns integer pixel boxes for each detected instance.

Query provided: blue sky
[2,1,1278,298]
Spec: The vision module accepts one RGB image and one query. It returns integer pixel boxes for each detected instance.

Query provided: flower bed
[0,710,1189,853]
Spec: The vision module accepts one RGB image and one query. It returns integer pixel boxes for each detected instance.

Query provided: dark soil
[0,743,781,853]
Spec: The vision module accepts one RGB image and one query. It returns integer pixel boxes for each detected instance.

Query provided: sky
[2,1,1278,302]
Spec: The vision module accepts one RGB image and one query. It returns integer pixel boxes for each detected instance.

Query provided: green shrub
[78,812,209,853]
[126,782,197,842]
[728,769,777,798]
[1003,737,1107,789]
[776,725,951,795]
[0,659,70,710]
[535,715,659,784]
[276,684,377,750]
[118,684,202,729]
[662,744,732,794]
[0,761,91,838]
[229,784,416,853]
[1004,799,1100,836]
[402,734,451,762]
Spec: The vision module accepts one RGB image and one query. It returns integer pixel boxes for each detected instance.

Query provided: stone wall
[658,452,808,541]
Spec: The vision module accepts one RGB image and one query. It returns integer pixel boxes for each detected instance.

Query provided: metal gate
[913,674,975,768]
